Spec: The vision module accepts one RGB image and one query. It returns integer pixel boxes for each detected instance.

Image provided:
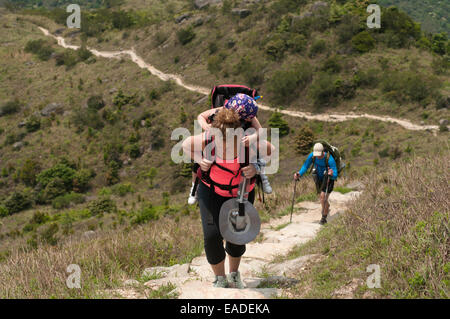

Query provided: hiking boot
[319,216,328,225]
[187,182,197,205]
[213,276,229,288]
[227,271,245,289]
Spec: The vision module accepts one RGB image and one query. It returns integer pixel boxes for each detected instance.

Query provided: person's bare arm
[197,107,223,130]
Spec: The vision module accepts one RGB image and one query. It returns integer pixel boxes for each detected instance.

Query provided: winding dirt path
[39,27,441,132]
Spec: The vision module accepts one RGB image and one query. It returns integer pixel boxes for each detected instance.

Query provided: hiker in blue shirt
[294,143,338,225]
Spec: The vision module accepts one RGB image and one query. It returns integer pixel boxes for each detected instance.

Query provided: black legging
[197,182,255,265]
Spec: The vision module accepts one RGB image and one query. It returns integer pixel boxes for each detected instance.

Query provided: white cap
[313,143,324,157]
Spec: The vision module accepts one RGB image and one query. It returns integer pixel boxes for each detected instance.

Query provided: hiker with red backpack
[182,104,274,288]
[294,142,340,225]
[187,86,273,205]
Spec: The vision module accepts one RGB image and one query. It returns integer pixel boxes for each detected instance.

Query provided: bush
[36,163,76,192]
[42,178,67,202]
[431,33,448,55]
[268,62,312,104]
[25,39,54,61]
[268,111,290,137]
[0,99,22,116]
[321,56,341,74]
[128,143,141,159]
[207,55,223,74]
[72,107,104,131]
[132,204,160,225]
[265,37,286,60]
[308,39,326,57]
[52,192,85,209]
[113,89,138,109]
[19,159,41,186]
[72,168,95,193]
[309,73,337,106]
[335,14,361,44]
[295,126,315,154]
[40,223,59,246]
[87,95,105,111]
[352,31,375,53]
[55,49,79,68]
[111,183,134,196]
[177,27,196,45]
[288,34,307,53]
[88,197,117,215]
[3,190,32,215]
[233,56,265,87]
[381,7,421,48]
[25,115,41,133]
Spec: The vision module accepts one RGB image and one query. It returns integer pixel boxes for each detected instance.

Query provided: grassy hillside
[0,1,448,298]
[377,0,450,34]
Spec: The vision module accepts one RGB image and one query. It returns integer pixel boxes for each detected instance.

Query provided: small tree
[268,111,290,137]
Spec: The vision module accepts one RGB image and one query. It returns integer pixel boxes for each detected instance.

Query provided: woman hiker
[183,106,274,288]
[187,94,272,205]
[294,142,338,225]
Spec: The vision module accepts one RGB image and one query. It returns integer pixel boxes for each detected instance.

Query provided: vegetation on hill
[377,0,450,34]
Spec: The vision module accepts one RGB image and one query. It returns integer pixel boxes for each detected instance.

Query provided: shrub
[177,27,196,45]
[0,99,22,116]
[36,164,76,191]
[87,95,105,111]
[288,34,307,53]
[77,45,92,61]
[42,178,67,202]
[40,223,59,246]
[19,159,41,186]
[207,55,223,74]
[267,62,312,104]
[334,78,356,100]
[265,37,286,60]
[25,115,41,133]
[335,14,361,44]
[431,56,449,75]
[3,190,32,215]
[431,33,448,55]
[268,111,290,137]
[25,39,54,61]
[71,107,104,131]
[308,39,326,57]
[233,56,265,87]
[113,89,138,109]
[128,143,141,159]
[321,56,341,74]
[111,183,134,196]
[309,73,337,106]
[0,205,8,217]
[30,211,50,224]
[52,192,85,209]
[295,126,315,154]
[381,7,421,48]
[55,49,79,68]
[351,31,375,53]
[132,204,160,225]
[72,168,95,193]
[353,68,380,88]
[88,197,117,215]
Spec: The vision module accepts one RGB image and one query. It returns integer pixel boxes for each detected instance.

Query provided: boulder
[194,0,222,9]
[175,13,191,24]
[41,103,64,116]
[311,1,329,12]
[123,279,140,287]
[143,263,190,279]
[231,8,252,18]
[13,142,23,150]
[83,230,96,239]
[439,119,448,126]
[346,181,364,191]
[192,17,204,27]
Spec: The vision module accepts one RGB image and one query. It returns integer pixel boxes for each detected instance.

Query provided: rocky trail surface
[38,27,446,132]
[104,190,361,299]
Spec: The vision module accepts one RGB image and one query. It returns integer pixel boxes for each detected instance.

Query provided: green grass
[334,186,353,194]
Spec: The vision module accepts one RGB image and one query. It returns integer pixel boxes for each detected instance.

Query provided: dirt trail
[105,191,361,299]
[38,27,443,132]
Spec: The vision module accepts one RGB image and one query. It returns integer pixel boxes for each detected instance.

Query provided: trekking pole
[321,172,331,217]
[290,177,298,223]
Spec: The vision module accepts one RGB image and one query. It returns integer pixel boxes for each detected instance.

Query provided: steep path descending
[105,191,361,299]
[37,27,443,132]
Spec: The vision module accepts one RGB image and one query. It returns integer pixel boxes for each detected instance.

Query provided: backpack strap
[309,156,316,173]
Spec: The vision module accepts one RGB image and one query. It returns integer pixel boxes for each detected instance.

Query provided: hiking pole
[290,177,298,223]
[321,172,331,217]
